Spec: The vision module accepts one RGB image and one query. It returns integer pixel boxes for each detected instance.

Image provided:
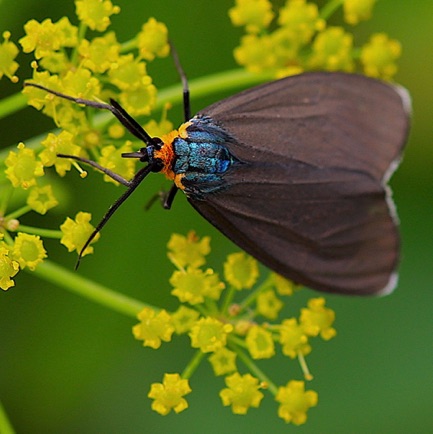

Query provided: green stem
[0,92,27,120]
[182,350,205,379]
[320,0,344,20]
[0,401,15,434]
[28,260,151,318]
[235,347,278,395]
[5,205,32,220]
[239,274,273,311]
[13,224,62,239]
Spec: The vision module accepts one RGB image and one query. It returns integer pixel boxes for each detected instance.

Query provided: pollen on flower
[167,231,211,269]
[300,298,336,340]
[132,307,175,349]
[246,325,275,359]
[148,373,191,415]
[208,348,237,376]
[189,317,233,353]
[224,252,259,290]
[60,211,100,256]
[220,372,264,414]
[11,232,47,271]
[5,143,44,189]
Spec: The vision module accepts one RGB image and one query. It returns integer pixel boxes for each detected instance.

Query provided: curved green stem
[0,400,15,434]
[28,260,151,317]
[320,0,344,20]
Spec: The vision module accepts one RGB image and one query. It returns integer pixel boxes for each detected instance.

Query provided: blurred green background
[1,1,432,433]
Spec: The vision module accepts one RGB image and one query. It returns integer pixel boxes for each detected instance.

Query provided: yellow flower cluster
[133,232,336,423]
[229,0,401,80]
[0,0,172,289]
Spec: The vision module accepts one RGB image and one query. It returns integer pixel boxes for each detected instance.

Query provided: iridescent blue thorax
[171,116,240,198]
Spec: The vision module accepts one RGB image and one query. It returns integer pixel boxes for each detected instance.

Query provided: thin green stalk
[29,260,151,317]
[0,91,27,119]
[320,0,344,20]
[0,400,15,434]
[236,347,278,395]
[182,350,206,380]
[5,205,31,220]
[13,224,62,238]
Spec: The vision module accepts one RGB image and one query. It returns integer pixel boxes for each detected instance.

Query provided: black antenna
[24,82,154,146]
[169,41,190,122]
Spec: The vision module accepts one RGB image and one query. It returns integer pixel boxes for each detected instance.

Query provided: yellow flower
[170,267,224,305]
[171,305,200,334]
[189,317,233,353]
[229,0,274,34]
[75,0,120,32]
[78,32,120,73]
[220,373,264,414]
[11,233,47,271]
[276,380,318,424]
[98,141,136,185]
[208,348,237,376]
[278,0,325,45]
[148,373,191,415]
[60,212,100,256]
[27,185,58,215]
[39,131,81,176]
[137,18,170,61]
[246,325,275,359]
[0,31,19,82]
[344,0,376,25]
[0,243,19,290]
[300,298,336,340]
[272,273,302,296]
[279,318,311,359]
[5,143,44,190]
[167,231,210,269]
[361,33,401,80]
[234,33,277,73]
[132,308,174,349]
[309,26,354,72]
[224,252,259,290]
[256,288,283,319]
[118,85,157,117]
